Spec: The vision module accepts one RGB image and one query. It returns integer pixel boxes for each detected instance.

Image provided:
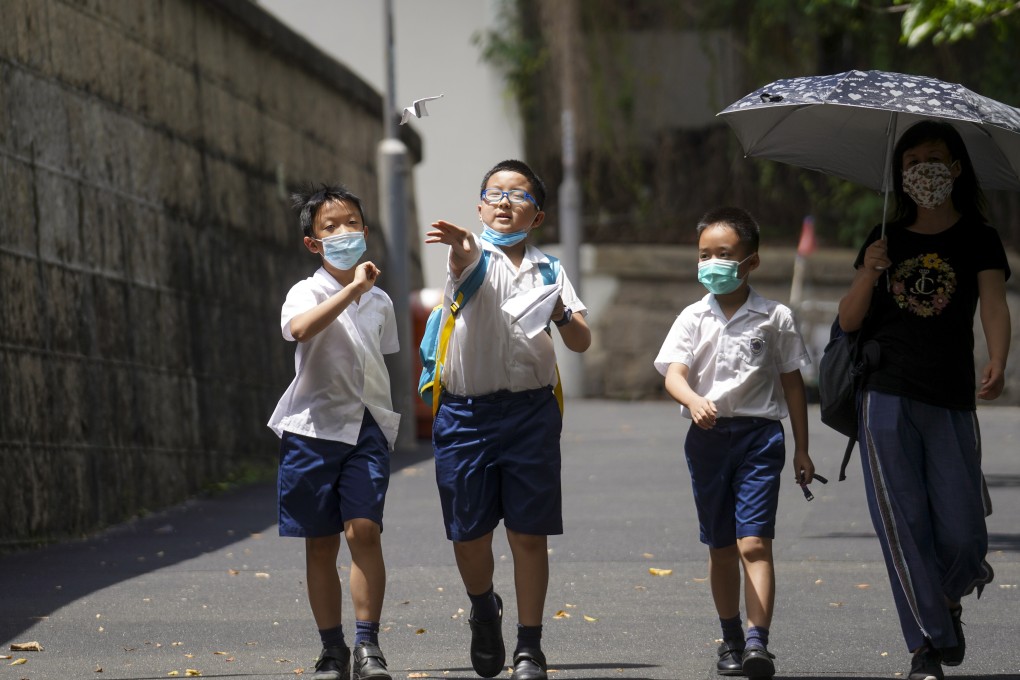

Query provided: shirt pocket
[736,330,771,368]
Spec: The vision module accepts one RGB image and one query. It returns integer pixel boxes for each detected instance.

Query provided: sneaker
[908,646,944,680]
[741,646,775,679]
[940,607,965,666]
[511,648,547,680]
[468,592,505,677]
[353,641,391,680]
[716,640,744,676]
[313,645,351,680]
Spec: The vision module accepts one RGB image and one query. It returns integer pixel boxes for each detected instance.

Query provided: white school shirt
[653,288,810,420]
[267,267,401,450]
[441,237,586,397]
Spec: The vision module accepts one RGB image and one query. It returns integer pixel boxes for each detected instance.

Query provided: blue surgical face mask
[697,254,753,295]
[480,224,529,247]
[316,231,366,270]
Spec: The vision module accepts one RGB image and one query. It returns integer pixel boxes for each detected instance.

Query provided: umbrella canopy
[718,70,1020,193]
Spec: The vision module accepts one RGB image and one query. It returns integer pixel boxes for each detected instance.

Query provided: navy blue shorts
[433,387,562,542]
[683,417,785,548]
[277,410,390,537]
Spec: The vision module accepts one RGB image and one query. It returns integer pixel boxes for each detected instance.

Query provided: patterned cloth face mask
[697,254,753,295]
[316,231,367,270]
[902,161,955,209]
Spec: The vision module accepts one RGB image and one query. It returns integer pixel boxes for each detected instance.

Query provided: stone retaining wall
[0,0,422,545]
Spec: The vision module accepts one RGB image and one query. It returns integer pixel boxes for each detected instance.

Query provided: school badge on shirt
[749,337,765,356]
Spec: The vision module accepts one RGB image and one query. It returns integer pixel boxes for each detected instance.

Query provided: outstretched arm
[289,262,380,342]
[664,363,717,429]
[977,268,1010,401]
[425,220,480,279]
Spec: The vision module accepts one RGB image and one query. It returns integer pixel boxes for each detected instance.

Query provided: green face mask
[697,255,752,295]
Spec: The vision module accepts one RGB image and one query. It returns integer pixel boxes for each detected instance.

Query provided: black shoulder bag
[817,316,880,480]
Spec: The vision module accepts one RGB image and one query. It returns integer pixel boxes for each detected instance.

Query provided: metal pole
[379,0,415,450]
[556,0,584,397]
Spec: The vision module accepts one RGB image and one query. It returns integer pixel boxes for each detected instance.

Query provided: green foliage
[896,0,1020,46]
[471,1,548,122]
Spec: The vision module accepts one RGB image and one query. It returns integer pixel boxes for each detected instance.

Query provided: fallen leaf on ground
[642,553,654,559]
[213,652,228,656]
[553,610,570,619]
[255,572,270,579]
[415,628,427,635]
[648,568,673,576]
[10,642,43,652]
[168,672,179,677]
[95,664,103,672]
[228,569,240,576]
[691,576,708,582]
[856,584,871,589]
[564,603,576,608]
[583,615,598,622]
[10,658,27,665]
[829,602,844,607]
[186,670,201,677]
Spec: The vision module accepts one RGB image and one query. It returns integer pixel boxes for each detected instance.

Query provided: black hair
[892,120,987,223]
[697,207,760,253]
[290,183,366,238]
[480,159,547,209]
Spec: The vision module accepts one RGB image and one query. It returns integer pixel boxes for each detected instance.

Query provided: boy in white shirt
[268,184,399,680]
[653,207,814,679]
[425,160,591,680]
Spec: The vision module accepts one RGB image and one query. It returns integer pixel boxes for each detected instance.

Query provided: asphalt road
[2,401,1018,680]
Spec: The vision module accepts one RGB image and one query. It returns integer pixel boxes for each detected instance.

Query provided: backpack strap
[431,251,490,416]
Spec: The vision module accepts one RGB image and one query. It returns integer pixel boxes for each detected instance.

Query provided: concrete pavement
[2,401,1018,679]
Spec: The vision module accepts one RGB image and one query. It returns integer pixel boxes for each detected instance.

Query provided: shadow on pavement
[0,440,434,644]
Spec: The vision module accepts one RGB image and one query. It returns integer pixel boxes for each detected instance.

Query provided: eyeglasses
[480,188,538,207]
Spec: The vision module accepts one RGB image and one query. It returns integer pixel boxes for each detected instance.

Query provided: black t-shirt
[853,216,1011,410]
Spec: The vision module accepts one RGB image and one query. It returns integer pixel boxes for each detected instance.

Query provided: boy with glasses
[425,160,591,680]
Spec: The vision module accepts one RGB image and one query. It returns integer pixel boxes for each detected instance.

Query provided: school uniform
[268,267,400,537]
[433,237,586,542]
[654,288,810,547]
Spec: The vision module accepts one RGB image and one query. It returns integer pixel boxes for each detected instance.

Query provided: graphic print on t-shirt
[890,252,957,318]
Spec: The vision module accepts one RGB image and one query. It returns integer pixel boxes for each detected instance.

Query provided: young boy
[653,207,814,679]
[268,184,400,680]
[425,160,591,680]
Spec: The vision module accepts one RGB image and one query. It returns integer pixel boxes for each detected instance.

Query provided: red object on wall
[797,215,817,257]
[409,289,443,440]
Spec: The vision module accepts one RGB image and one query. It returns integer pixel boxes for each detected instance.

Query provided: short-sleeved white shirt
[441,237,586,397]
[653,288,810,420]
[267,267,401,449]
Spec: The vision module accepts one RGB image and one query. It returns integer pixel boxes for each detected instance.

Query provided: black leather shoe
[716,641,744,676]
[909,645,944,680]
[939,607,965,667]
[313,645,351,680]
[353,642,391,680]
[511,648,547,680]
[741,647,775,679]
[468,592,505,677]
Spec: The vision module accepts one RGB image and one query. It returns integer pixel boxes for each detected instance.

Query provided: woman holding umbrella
[838,120,1011,680]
